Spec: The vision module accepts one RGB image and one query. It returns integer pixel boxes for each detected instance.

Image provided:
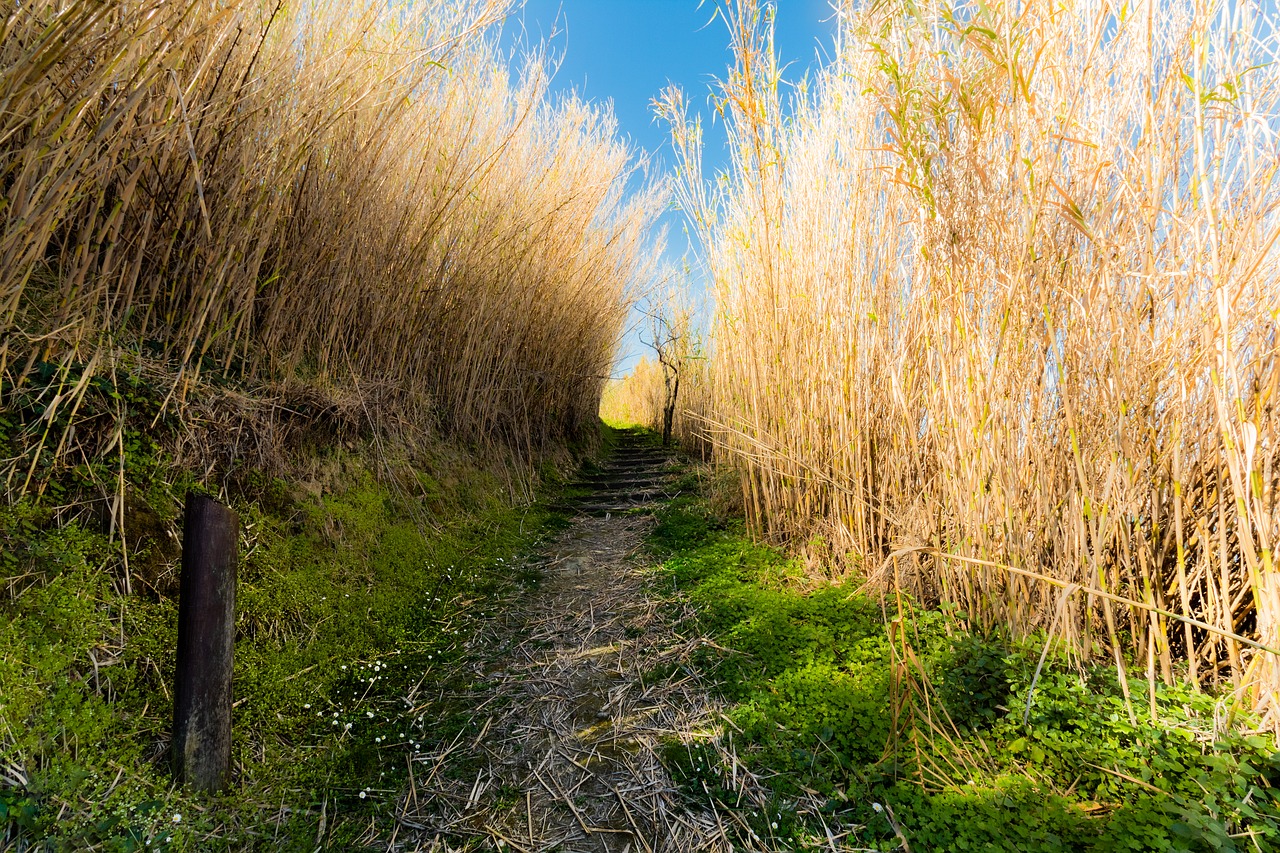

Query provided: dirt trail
[392,433,740,852]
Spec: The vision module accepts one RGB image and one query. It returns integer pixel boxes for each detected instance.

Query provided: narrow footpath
[391,432,739,852]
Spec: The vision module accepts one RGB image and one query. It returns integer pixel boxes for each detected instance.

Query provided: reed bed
[600,357,668,428]
[664,0,1280,722]
[0,0,659,487]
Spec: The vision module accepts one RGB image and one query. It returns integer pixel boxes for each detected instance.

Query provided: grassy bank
[650,472,1280,852]
[0,359,593,850]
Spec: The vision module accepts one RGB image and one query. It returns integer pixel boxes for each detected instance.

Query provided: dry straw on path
[378,438,842,852]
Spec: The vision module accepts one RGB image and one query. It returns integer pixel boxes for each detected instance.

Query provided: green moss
[648,491,1280,852]
[1,416,580,848]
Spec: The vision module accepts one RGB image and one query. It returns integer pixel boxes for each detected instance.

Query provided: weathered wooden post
[172,493,238,792]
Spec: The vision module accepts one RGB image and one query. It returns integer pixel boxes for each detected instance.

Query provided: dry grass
[1,0,660,490]
[664,0,1280,724]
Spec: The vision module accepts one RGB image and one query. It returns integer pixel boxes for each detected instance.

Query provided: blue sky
[500,1,838,374]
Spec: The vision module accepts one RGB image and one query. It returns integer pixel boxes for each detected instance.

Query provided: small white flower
[303,703,311,709]
[341,665,347,670]
[771,822,778,830]
[172,813,182,824]
[872,802,883,813]
[359,791,367,799]
[367,711,374,718]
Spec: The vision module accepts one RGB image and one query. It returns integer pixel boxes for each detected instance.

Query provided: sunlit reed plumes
[600,358,666,429]
[1,0,658,479]
[666,0,1280,721]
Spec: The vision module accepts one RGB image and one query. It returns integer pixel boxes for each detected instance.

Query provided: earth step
[584,488,670,501]
[581,494,660,507]
[592,468,667,476]
[598,462,670,472]
[543,435,682,518]
[578,474,670,486]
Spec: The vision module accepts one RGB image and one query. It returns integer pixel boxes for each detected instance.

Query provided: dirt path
[390,433,740,852]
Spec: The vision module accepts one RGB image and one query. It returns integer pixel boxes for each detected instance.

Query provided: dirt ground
[387,436,748,852]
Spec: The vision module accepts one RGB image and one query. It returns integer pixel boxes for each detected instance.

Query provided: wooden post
[172,493,238,792]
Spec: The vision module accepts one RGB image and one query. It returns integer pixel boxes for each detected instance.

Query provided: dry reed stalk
[663,0,1280,726]
[1,0,660,488]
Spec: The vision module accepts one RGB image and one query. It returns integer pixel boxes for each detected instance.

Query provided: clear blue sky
[500,1,838,374]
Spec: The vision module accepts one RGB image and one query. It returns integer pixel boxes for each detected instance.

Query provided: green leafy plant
[650,489,1280,851]
[936,631,1013,729]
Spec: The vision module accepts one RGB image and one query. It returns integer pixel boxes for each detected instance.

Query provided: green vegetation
[0,360,584,850]
[650,486,1280,852]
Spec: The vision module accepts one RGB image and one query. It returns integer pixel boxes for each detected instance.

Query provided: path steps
[554,433,684,517]
[393,430,739,852]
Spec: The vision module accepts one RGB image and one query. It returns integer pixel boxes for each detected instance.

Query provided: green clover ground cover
[650,488,1280,852]
[0,358,588,850]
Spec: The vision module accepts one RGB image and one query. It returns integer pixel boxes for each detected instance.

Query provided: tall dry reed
[666,0,1280,723]
[1,0,659,489]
